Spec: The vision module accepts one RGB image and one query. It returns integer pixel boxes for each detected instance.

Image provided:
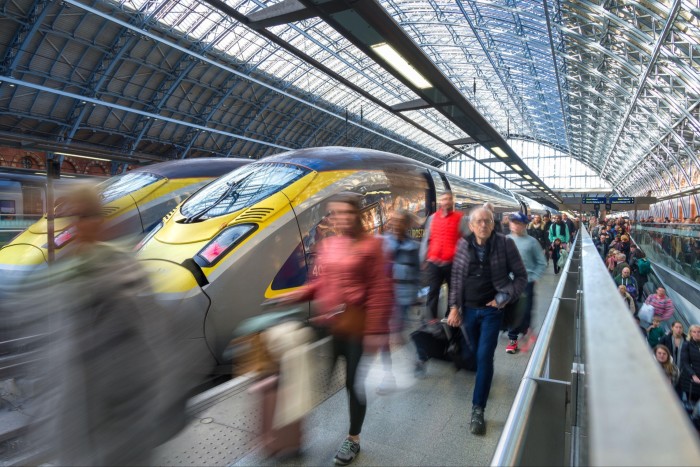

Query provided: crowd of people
[21,184,700,466]
[589,216,700,432]
[640,215,700,224]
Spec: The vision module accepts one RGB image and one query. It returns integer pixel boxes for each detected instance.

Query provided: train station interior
[2,0,700,465]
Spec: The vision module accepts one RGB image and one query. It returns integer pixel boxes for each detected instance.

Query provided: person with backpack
[614,267,638,302]
[548,215,570,249]
[446,207,527,436]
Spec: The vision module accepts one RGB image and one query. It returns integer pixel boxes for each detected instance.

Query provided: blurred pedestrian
[645,287,675,322]
[505,212,545,354]
[447,207,527,436]
[25,185,192,466]
[377,210,420,394]
[680,325,700,405]
[548,215,570,250]
[419,192,468,319]
[280,192,392,466]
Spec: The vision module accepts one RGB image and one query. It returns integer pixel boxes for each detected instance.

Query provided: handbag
[557,249,568,268]
[638,303,654,323]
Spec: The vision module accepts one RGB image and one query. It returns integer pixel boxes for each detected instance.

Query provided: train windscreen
[98,172,163,204]
[180,163,309,220]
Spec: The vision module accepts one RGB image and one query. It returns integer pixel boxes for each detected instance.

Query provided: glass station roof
[1,0,699,197]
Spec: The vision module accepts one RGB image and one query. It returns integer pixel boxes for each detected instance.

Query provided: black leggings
[332,336,366,436]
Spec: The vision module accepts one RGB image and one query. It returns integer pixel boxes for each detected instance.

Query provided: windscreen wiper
[183,173,251,224]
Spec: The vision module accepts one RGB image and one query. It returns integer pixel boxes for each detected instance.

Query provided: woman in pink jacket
[283,192,393,466]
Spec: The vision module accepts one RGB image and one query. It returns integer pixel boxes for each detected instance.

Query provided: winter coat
[527,222,547,249]
[295,234,393,336]
[549,221,570,244]
[449,231,527,310]
[680,338,700,401]
[383,233,421,306]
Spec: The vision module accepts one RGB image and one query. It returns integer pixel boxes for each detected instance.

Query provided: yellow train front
[0,158,249,280]
[136,147,523,370]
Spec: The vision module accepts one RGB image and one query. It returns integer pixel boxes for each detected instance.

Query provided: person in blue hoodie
[377,210,421,393]
[505,212,546,354]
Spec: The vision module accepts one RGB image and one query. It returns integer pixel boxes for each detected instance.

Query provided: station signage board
[581,196,635,205]
[582,196,607,204]
[607,197,635,204]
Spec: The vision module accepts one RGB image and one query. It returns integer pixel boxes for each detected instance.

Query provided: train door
[0,180,22,218]
[427,169,448,215]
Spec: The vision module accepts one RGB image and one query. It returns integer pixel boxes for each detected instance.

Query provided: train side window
[21,187,44,215]
[0,200,16,215]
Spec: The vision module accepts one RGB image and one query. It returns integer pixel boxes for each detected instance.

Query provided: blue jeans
[462,306,503,409]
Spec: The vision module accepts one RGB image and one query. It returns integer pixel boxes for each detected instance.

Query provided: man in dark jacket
[447,207,527,436]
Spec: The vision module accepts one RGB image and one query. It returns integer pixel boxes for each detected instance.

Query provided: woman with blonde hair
[655,344,680,387]
[618,285,635,314]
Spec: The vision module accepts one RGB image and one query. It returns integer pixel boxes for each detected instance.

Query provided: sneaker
[470,406,486,435]
[376,374,396,395]
[334,438,360,465]
[414,360,427,379]
[520,333,537,353]
[505,340,518,354]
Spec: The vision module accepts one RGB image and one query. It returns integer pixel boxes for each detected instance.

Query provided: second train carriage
[136,147,533,369]
[0,158,250,276]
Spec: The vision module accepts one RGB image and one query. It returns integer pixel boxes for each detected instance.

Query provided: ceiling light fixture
[491,147,509,159]
[370,43,432,89]
[523,174,532,180]
[55,152,110,162]
[511,164,523,172]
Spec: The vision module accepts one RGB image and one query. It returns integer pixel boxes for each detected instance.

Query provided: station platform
[153,268,562,467]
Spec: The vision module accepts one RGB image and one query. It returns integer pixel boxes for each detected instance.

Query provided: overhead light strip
[55,152,110,162]
[370,43,433,90]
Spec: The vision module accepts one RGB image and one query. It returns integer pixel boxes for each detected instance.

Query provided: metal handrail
[493,227,700,465]
[581,227,700,465]
[491,231,580,465]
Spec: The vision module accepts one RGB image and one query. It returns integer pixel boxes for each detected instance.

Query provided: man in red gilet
[420,192,468,319]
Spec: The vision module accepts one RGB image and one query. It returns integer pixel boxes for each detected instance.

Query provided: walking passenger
[549,238,564,274]
[420,192,468,319]
[680,325,700,405]
[505,212,546,354]
[26,185,190,466]
[548,215,570,250]
[645,287,675,322]
[614,267,638,301]
[661,321,687,368]
[562,213,576,238]
[655,345,680,387]
[279,192,392,466]
[447,207,527,435]
[527,214,548,261]
[378,210,420,394]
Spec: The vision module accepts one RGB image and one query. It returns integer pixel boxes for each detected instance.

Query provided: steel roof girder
[599,0,683,178]
[1,0,52,75]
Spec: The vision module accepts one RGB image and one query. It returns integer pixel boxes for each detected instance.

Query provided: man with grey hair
[447,207,527,435]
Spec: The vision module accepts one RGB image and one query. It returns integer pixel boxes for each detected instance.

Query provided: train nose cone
[140,259,218,371]
[0,244,47,287]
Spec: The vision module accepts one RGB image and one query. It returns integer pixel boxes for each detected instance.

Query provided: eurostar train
[136,147,550,368]
[0,158,250,275]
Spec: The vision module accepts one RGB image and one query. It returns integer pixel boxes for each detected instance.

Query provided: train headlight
[194,223,257,267]
[134,221,164,252]
[42,227,76,249]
